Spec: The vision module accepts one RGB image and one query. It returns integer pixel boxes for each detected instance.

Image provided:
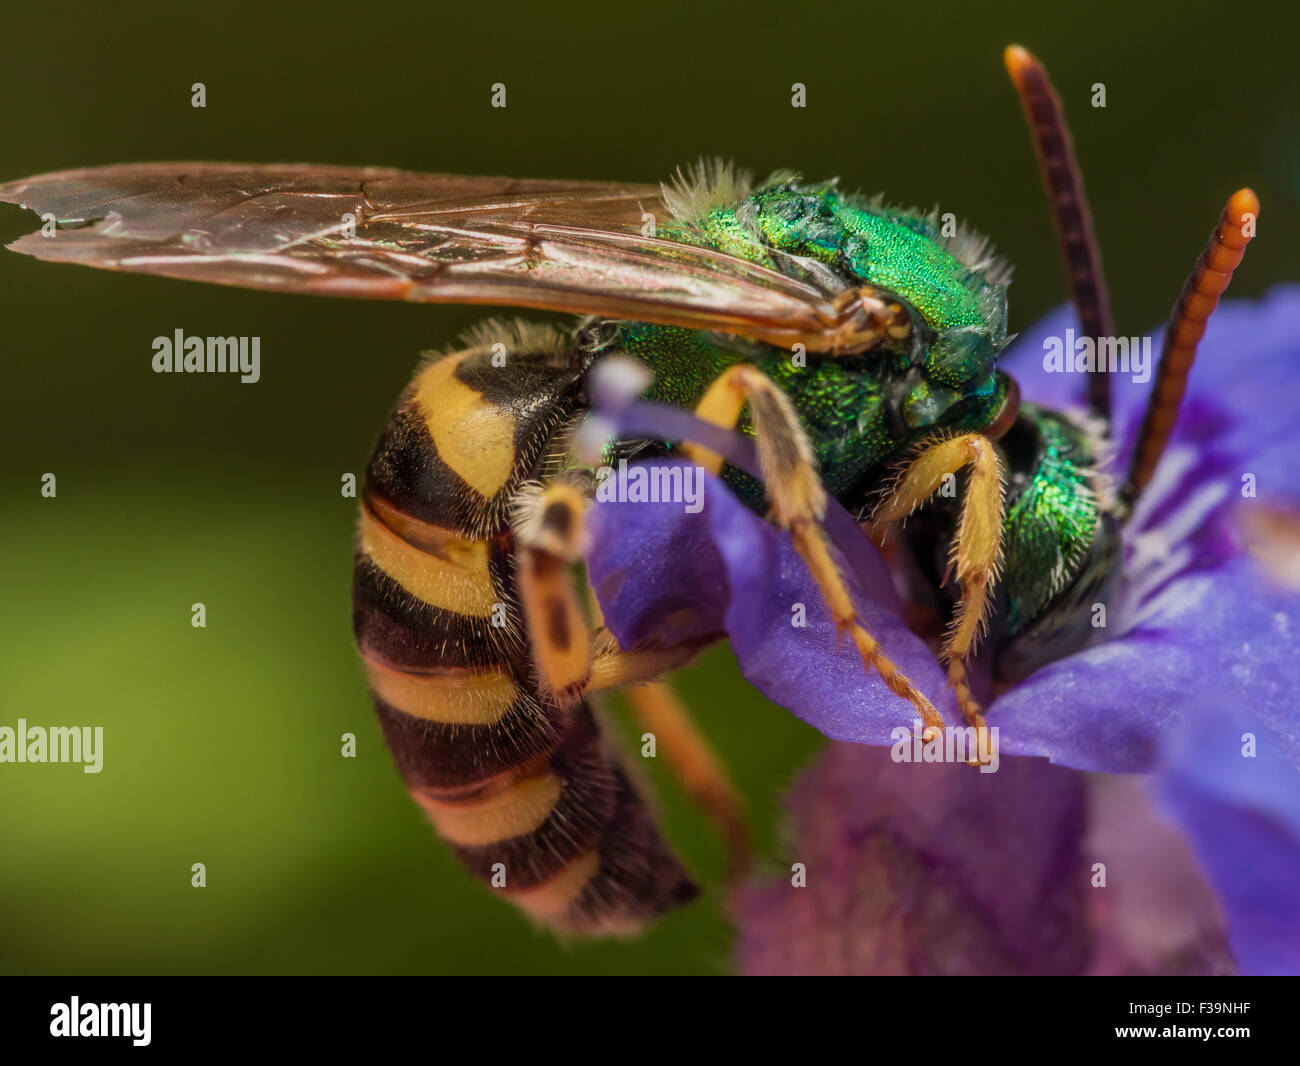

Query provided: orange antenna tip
[1003,44,1036,80]
[1004,43,1115,421]
[1227,187,1260,226]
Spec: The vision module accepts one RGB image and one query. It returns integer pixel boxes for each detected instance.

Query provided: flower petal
[736,745,1241,975]
[734,745,1089,975]
[1158,701,1300,975]
[991,558,1300,771]
[1082,774,1234,975]
[1001,284,1300,505]
[586,460,959,743]
[990,287,1300,771]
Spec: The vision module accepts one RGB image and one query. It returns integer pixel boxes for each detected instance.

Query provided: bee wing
[0,162,851,350]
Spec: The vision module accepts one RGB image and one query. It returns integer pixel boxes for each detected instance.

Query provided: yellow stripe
[414,773,562,846]
[507,850,600,918]
[365,661,519,726]
[360,507,496,617]
[413,352,518,499]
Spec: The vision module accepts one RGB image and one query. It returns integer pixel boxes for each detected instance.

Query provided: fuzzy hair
[662,163,1014,300]
[660,158,754,225]
[455,316,572,357]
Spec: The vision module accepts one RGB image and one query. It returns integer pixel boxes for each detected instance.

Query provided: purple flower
[583,286,1300,974]
[586,457,954,745]
[586,286,1300,771]
[734,710,1298,976]
[987,287,1300,773]
[733,741,1247,975]
[1158,700,1300,975]
[733,746,1093,975]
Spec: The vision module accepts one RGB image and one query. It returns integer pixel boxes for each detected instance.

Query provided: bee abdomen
[366,661,560,789]
[354,334,696,933]
[412,704,697,932]
[351,520,523,670]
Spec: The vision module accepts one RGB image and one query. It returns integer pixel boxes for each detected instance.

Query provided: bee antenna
[1004,44,1115,423]
[1120,189,1259,512]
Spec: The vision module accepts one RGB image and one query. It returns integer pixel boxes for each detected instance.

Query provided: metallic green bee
[0,45,1257,931]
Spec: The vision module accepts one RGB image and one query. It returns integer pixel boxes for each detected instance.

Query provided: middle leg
[682,362,947,738]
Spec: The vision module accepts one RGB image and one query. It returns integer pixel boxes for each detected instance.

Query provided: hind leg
[512,472,750,869]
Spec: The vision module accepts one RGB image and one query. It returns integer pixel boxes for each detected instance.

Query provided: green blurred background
[1,0,1295,975]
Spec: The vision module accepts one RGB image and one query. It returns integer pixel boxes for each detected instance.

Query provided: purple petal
[734,746,1089,975]
[991,557,1300,771]
[1002,285,1300,480]
[736,746,1241,975]
[586,460,960,743]
[584,290,1300,772]
[1158,701,1300,975]
[990,287,1300,771]
[1082,775,1234,975]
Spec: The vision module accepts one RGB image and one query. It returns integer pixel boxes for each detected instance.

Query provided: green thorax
[613,177,1013,509]
[659,177,1011,390]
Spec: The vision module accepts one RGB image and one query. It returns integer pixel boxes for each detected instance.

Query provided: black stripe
[561,764,699,931]
[446,704,615,890]
[452,351,584,422]
[372,688,559,791]
[364,400,493,536]
[351,553,524,671]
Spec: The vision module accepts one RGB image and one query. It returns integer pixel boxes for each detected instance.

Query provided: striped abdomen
[352,330,697,933]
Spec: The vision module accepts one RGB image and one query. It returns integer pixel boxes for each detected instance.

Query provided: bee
[0,46,1256,934]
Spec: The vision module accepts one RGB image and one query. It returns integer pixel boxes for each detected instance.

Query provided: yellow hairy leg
[582,597,745,866]
[511,475,594,706]
[682,363,945,737]
[517,471,750,863]
[873,433,1005,735]
[621,681,752,878]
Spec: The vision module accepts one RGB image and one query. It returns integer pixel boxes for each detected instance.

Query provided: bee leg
[828,285,913,354]
[511,472,595,708]
[873,434,1005,750]
[682,363,946,738]
[583,572,748,869]
[516,481,751,870]
[608,672,752,879]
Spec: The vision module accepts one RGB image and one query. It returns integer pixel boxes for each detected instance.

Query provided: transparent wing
[0,162,857,350]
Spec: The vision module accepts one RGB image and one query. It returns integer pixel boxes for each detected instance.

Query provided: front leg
[829,285,914,354]
[873,433,1005,734]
